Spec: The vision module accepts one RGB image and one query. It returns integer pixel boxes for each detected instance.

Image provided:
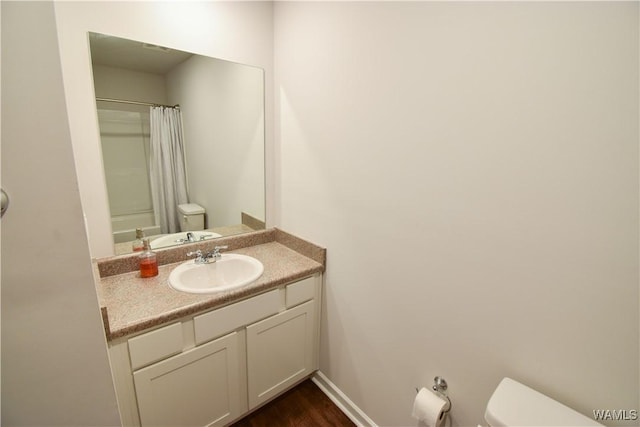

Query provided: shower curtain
[149,106,189,234]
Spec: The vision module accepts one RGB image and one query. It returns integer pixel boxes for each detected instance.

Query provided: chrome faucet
[186,246,229,264]
[186,232,196,243]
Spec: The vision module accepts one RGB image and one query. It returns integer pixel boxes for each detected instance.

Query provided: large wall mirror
[89,32,265,255]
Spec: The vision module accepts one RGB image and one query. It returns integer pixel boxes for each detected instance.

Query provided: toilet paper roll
[412,387,448,427]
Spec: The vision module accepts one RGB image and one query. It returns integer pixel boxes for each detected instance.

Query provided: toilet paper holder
[416,376,452,413]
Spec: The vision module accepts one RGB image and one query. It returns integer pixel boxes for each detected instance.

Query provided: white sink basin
[168,254,264,294]
[150,231,222,249]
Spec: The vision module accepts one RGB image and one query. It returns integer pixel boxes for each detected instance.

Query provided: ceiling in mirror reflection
[90,33,193,74]
[89,33,266,255]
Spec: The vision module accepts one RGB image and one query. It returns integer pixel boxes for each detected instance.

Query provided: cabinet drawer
[128,323,183,370]
[285,277,316,308]
[195,289,280,345]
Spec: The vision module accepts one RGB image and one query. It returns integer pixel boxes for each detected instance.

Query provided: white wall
[54,1,274,258]
[274,2,639,426]
[166,55,265,228]
[1,2,120,424]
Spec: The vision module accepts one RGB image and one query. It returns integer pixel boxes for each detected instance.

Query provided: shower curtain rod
[96,97,180,109]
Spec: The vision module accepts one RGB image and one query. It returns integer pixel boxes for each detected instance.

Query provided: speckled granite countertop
[95,229,325,341]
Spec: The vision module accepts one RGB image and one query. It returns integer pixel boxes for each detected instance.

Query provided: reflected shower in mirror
[89,32,266,254]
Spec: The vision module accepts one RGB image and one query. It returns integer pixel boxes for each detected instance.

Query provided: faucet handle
[212,246,228,259]
[187,250,204,262]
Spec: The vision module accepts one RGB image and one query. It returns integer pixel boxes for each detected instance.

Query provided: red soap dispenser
[139,238,158,278]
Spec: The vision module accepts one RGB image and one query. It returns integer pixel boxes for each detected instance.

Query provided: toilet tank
[485,378,602,427]
[177,203,205,231]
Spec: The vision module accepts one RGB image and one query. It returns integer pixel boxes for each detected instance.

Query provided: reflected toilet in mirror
[146,204,222,251]
[178,203,206,232]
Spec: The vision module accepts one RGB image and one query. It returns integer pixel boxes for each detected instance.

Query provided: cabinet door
[133,332,241,427]
[246,300,316,409]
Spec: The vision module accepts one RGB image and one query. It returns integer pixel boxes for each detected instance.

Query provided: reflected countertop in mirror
[114,224,257,255]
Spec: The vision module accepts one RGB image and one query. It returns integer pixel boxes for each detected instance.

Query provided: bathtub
[111,212,161,243]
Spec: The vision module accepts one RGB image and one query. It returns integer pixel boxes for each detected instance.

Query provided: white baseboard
[312,371,378,427]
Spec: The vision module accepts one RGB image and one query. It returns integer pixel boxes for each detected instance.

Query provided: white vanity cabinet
[108,274,321,427]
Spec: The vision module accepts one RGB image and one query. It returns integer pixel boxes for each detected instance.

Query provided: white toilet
[484,378,603,426]
[177,203,205,232]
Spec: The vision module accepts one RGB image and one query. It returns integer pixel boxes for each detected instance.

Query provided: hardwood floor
[231,379,355,427]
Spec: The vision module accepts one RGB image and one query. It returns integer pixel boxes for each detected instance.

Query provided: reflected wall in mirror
[89,33,266,254]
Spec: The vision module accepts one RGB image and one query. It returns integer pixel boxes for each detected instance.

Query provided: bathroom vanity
[95,229,325,427]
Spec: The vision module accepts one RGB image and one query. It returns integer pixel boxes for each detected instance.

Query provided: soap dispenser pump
[132,228,145,252]
[139,238,158,278]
